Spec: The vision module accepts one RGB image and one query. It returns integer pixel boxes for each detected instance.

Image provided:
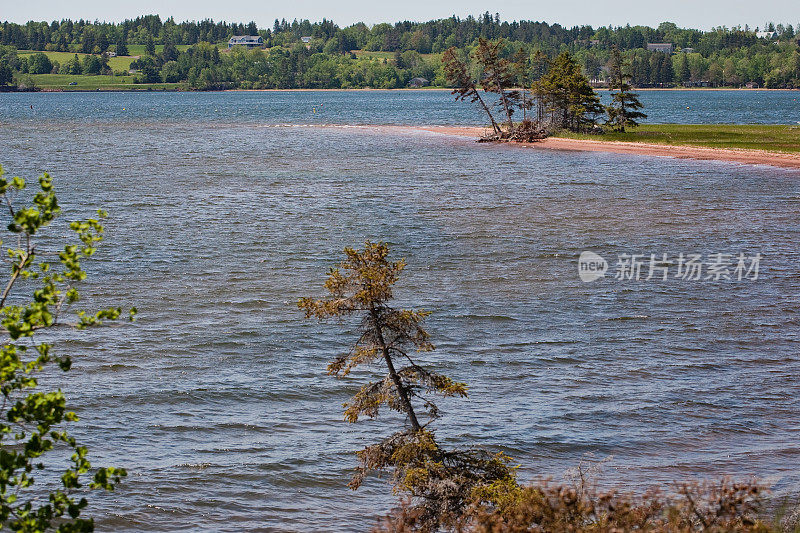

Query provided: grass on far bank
[29,73,185,91]
[18,45,196,71]
[19,50,135,71]
[558,124,800,153]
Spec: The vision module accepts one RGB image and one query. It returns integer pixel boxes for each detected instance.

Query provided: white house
[756,31,778,40]
[228,35,264,49]
[301,36,312,44]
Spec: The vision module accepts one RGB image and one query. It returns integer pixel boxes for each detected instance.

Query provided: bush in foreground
[0,165,134,531]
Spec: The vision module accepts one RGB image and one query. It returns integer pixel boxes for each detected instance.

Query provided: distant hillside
[1,14,798,89]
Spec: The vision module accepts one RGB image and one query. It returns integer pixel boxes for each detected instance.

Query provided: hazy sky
[4,0,798,30]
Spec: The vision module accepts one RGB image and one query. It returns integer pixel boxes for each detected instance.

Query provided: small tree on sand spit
[299,242,515,531]
[605,46,647,132]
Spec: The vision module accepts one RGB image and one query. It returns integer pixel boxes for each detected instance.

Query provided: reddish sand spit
[414,126,800,170]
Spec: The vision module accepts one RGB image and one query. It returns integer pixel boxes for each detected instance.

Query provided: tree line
[2,15,798,55]
[1,14,800,88]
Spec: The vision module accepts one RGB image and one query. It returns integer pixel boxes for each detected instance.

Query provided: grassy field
[19,50,135,71]
[19,45,197,71]
[559,124,800,153]
[29,73,184,91]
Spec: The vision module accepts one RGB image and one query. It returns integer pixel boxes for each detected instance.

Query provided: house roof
[229,35,263,44]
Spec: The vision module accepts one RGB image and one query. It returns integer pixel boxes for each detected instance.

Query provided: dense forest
[1,14,799,89]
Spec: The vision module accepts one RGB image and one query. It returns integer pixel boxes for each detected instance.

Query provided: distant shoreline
[16,86,800,93]
[415,126,800,170]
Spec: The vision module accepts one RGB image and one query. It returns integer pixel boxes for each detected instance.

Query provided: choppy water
[1,90,799,532]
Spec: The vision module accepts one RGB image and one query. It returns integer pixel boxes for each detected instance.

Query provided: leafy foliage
[378,473,774,532]
[300,242,516,530]
[0,165,133,531]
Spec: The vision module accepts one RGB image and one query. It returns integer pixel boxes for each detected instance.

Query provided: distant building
[745,82,760,89]
[683,80,710,88]
[756,31,778,40]
[228,36,264,49]
[646,43,674,54]
[409,77,430,88]
[107,51,117,57]
[681,47,695,54]
[301,36,312,44]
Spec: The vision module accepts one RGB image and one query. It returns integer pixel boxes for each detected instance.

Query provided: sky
[3,0,798,30]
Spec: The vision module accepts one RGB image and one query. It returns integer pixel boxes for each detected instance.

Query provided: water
[1,90,799,531]
[1,88,799,126]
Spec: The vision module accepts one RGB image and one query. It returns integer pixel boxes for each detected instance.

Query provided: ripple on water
[0,92,799,531]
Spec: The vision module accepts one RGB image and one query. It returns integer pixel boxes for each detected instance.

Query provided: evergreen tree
[144,33,156,56]
[535,51,604,132]
[530,49,550,124]
[162,40,178,62]
[442,47,501,135]
[660,53,674,85]
[0,61,12,85]
[116,31,129,56]
[679,53,691,83]
[605,46,647,131]
[474,38,517,130]
[300,242,516,530]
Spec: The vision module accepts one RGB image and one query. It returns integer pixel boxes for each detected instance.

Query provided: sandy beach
[415,126,800,170]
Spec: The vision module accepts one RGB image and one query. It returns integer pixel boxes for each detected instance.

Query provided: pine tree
[442,47,501,135]
[530,49,549,124]
[679,53,691,83]
[474,37,517,130]
[144,33,155,56]
[300,242,516,530]
[535,51,604,132]
[605,46,647,132]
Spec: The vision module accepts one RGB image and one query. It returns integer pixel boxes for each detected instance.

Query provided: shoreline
[11,86,800,93]
[415,126,800,170]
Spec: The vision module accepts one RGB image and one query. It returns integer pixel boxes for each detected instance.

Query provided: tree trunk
[497,79,514,130]
[370,306,422,431]
[473,88,501,135]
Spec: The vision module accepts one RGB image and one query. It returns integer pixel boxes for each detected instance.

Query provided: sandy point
[414,126,800,170]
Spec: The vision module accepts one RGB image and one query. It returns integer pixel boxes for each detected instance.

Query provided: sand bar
[414,126,800,170]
